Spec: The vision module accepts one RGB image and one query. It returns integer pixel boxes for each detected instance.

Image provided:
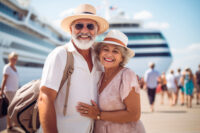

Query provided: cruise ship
[0,0,172,86]
[97,12,172,76]
[0,0,68,85]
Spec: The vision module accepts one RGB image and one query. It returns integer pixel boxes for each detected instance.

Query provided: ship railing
[27,19,66,45]
[0,2,24,21]
[0,3,66,46]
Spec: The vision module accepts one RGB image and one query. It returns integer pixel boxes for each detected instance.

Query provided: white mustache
[76,33,92,39]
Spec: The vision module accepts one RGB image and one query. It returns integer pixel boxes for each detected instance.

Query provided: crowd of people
[142,64,200,112]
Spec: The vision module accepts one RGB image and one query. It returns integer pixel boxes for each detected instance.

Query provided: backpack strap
[58,51,74,93]
[63,51,74,116]
[57,47,74,116]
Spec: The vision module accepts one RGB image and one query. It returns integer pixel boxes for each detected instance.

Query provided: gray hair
[94,43,131,67]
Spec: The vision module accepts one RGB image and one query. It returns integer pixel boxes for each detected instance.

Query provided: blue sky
[31,0,200,73]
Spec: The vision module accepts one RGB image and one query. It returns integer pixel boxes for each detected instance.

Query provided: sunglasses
[75,23,95,30]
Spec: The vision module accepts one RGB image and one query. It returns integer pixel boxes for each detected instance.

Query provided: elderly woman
[77,30,145,133]
[0,52,19,130]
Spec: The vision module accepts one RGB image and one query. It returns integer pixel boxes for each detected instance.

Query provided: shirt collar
[65,40,76,52]
[65,40,103,71]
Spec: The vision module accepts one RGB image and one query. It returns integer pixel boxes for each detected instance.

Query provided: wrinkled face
[71,19,98,50]
[99,44,123,69]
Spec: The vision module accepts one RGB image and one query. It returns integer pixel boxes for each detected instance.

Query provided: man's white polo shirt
[39,41,103,133]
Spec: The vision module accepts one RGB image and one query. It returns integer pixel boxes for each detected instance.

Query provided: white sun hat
[98,30,135,57]
[61,4,109,35]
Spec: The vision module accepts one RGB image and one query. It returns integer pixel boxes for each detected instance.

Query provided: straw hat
[61,4,109,35]
[97,30,135,57]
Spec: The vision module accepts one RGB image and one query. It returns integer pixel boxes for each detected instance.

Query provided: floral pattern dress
[94,68,145,133]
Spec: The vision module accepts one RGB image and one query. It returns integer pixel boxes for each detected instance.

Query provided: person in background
[181,68,195,108]
[160,72,169,105]
[195,65,200,105]
[144,62,160,112]
[176,68,184,105]
[166,70,177,106]
[0,52,19,130]
[38,4,109,133]
[77,30,146,133]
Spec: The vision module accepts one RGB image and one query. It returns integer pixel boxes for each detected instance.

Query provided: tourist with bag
[0,52,19,130]
[77,30,146,133]
[37,4,109,133]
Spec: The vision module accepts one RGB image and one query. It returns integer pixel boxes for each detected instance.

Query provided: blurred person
[195,65,200,105]
[181,68,195,108]
[139,77,145,89]
[0,52,19,130]
[166,70,178,106]
[144,62,160,112]
[176,68,184,105]
[37,4,109,133]
[159,72,169,105]
[77,30,146,133]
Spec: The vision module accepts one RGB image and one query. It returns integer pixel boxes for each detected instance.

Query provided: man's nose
[80,25,89,33]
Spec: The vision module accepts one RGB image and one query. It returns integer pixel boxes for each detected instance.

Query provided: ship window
[124,33,164,40]
[0,2,19,20]
[0,22,56,49]
[109,24,140,28]
[10,42,49,56]
[96,32,164,42]
[3,58,43,68]
[95,34,105,42]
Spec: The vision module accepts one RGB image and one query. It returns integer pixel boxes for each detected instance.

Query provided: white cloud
[52,19,62,28]
[188,43,200,51]
[171,43,200,54]
[59,8,75,18]
[169,43,200,72]
[133,10,153,20]
[51,8,75,32]
[144,22,170,30]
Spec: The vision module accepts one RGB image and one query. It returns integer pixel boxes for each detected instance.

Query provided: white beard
[71,34,95,50]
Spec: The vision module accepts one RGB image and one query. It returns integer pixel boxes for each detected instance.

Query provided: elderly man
[38,4,109,133]
[144,62,160,112]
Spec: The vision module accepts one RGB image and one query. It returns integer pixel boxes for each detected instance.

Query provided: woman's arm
[0,74,8,96]
[38,86,58,133]
[77,87,141,123]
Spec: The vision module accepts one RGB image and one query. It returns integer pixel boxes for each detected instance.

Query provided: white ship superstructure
[0,0,68,85]
[97,13,172,76]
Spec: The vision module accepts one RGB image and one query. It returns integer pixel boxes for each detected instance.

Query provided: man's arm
[38,86,58,133]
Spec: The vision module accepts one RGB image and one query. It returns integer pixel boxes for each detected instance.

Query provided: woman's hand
[76,100,100,120]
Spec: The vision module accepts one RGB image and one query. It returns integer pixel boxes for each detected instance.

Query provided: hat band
[104,37,126,47]
[82,12,94,14]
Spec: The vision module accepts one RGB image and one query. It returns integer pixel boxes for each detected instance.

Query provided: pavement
[1,90,200,133]
[140,90,200,133]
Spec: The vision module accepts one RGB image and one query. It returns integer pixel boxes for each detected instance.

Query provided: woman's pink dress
[94,68,145,133]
